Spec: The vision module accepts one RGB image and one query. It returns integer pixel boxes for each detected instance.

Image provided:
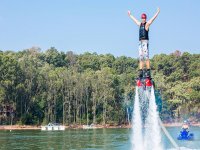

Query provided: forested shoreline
[0,47,199,125]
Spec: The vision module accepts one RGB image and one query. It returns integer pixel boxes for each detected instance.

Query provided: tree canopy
[0,49,199,125]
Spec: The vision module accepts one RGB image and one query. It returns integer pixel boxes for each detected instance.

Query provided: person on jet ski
[182,120,189,130]
[181,120,190,137]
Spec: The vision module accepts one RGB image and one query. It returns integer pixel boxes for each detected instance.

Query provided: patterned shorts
[139,40,149,61]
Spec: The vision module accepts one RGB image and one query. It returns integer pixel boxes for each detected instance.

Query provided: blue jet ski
[177,129,194,140]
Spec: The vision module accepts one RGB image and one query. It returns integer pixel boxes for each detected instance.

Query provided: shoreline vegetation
[1,123,200,130]
[0,49,200,126]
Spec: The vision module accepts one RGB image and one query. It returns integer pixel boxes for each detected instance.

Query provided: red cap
[141,13,147,19]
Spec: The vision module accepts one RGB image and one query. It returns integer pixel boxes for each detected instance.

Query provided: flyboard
[136,69,154,90]
[135,69,155,123]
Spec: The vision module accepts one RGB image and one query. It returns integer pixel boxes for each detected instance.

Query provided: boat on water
[83,124,96,129]
[41,123,65,131]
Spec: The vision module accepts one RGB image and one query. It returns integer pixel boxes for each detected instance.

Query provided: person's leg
[143,41,151,77]
[138,42,144,78]
[146,59,150,69]
[139,61,144,70]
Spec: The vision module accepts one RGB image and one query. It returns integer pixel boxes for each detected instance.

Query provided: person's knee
[139,56,144,62]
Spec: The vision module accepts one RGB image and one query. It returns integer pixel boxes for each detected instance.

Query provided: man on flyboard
[128,8,160,87]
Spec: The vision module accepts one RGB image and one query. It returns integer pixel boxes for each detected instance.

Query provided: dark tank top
[139,22,149,40]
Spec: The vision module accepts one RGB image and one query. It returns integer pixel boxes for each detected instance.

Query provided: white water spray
[131,86,143,150]
[144,86,163,150]
[132,86,163,150]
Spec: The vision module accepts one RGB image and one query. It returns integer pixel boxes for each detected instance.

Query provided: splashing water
[132,86,163,150]
[131,86,143,150]
[144,86,163,150]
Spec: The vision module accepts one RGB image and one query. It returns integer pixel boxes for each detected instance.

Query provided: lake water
[0,127,199,150]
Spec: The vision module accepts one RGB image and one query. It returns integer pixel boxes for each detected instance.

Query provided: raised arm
[128,10,141,26]
[147,8,160,26]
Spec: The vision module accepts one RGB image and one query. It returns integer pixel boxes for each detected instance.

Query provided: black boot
[138,69,143,78]
[146,69,151,78]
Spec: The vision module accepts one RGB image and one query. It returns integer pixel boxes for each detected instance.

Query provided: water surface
[0,127,199,150]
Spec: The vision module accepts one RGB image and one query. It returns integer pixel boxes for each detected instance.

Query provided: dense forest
[0,47,199,125]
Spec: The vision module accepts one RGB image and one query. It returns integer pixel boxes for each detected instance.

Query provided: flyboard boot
[136,69,143,87]
[136,69,154,90]
[144,69,154,93]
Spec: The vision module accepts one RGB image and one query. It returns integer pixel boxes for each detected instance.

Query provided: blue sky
[0,0,199,58]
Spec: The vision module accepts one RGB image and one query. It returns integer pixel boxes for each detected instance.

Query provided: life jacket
[139,22,149,41]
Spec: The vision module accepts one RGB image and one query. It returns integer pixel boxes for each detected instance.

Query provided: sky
[0,0,199,58]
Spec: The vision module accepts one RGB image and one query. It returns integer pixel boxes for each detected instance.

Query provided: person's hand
[157,7,160,13]
[128,10,131,16]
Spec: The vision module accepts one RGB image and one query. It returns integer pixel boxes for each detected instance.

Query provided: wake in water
[131,86,163,150]
[169,148,200,150]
